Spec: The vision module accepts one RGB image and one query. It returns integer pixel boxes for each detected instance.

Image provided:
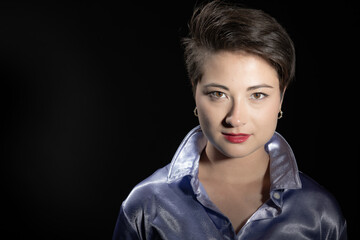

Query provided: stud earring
[278,110,283,119]
[193,107,198,117]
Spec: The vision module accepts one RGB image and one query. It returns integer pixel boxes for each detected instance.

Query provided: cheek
[195,98,227,136]
[197,104,219,129]
[252,102,279,134]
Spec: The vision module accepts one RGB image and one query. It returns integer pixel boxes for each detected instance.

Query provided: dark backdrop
[1,1,358,239]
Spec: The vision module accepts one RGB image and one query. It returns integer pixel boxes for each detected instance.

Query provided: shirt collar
[167,126,206,183]
[265,133,302,191]
[167,125,302,193]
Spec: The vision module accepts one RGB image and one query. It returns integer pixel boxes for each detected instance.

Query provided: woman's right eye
[209,91,227,99]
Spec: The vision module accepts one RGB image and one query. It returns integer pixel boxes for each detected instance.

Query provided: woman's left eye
[250,92,268,100]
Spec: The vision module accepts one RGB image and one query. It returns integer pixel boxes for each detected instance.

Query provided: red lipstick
[222,133,251,143]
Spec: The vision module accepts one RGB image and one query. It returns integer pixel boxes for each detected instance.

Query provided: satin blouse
[113,126,347,239]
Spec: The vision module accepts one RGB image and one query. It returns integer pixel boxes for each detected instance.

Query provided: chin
[221,146,259,159]
[213,140,260,159]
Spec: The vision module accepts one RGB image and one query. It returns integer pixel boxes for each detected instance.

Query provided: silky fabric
[113,126,347,240]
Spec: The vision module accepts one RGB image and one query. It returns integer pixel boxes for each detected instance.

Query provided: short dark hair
[182,0,295,94]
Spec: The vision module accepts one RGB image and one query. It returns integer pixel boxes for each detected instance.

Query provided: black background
[1,0,358,239]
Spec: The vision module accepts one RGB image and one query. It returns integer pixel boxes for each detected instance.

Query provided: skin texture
[195,51,284,232]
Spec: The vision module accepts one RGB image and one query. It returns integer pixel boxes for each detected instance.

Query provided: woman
[113,1,347,239]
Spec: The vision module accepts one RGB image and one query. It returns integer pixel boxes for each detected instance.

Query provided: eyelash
[208,91,227,99]
[250,92,269,100]
[207,91,269,101]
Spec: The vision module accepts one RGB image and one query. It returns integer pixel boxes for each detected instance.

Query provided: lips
[222,133,251,143]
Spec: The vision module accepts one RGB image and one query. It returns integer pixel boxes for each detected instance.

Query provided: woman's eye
[251,92,268,100]
[209,91,227,99]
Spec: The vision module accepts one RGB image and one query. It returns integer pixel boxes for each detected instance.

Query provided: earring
[278,110,283,119]
[193,107,198,117]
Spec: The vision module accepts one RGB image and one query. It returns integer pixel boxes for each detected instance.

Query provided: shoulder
[113,165,173,239]
[298,172,342,211]
[121,164,171,215]
[280,172,347,238]
[288,172,347,236]
[295,172,343,216]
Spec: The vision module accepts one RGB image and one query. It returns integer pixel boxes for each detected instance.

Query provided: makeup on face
[195,51,282,159]
[222,132,251,143]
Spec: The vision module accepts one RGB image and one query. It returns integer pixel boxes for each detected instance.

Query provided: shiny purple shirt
[113,126,347,239]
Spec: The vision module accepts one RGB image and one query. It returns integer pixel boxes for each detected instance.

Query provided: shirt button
[273,192,281,200]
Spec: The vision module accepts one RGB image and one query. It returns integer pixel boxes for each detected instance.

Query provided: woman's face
[195,51,283,159]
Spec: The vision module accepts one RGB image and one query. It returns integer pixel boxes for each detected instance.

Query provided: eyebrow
[246,84,274,91]
[204,83,273,91]
[203,83,229,91]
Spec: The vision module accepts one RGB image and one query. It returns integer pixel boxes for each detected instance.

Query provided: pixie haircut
[182,0,296,95]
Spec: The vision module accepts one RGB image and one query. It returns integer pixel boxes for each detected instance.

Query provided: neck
[199,142,270,185]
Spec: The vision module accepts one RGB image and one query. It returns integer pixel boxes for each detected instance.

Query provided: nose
[224,100,247,127]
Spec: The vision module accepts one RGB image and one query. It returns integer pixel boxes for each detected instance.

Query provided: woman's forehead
[200,51,280,90]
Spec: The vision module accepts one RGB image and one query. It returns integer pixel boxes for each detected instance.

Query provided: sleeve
[112,205,140,240]
[321,200,348,240]
[338,220,347,240]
